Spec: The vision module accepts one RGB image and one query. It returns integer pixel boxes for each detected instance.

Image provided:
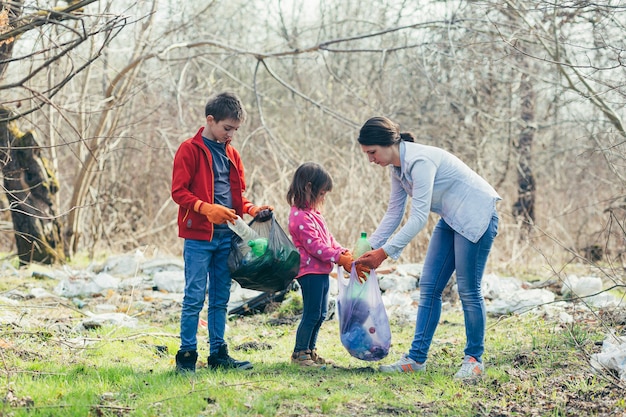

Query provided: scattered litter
[76,312,138,330]
[54,272,120,297]
[153,270,185,293]
[2,249,623,357]
[562,275,603,298]
[487,288,555,315]
[590,334,626,381]
[95,250,145,277]
[228,287,293,316]
[378,274,418,292]
[29,287,55,298]
[140,257,184,275]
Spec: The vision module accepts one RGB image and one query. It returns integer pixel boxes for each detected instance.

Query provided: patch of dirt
[234,341,273,351]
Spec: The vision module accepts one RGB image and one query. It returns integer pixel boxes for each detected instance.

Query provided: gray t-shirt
[203,136,233,232]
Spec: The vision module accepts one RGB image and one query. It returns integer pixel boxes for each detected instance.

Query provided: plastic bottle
[354,232,371,281]
[228,216,259,242]
[248,238,268,258]
[354,232,371,258]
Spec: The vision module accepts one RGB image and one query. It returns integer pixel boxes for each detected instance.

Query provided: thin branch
[0,0,99,42]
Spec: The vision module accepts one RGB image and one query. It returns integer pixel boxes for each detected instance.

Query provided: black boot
[175,350,198,373]
[208,344,253,370]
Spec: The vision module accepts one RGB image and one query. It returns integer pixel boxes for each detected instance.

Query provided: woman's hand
[356,248,387,269]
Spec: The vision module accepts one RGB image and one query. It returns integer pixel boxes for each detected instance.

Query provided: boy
[171,91,273,373]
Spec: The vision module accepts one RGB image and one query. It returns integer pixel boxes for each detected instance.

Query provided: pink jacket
[288,206,346,278]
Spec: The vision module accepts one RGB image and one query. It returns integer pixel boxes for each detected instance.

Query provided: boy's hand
[194,200,237,224]
[255,209,273,222]
[356,248,387,270]
[249,205,274,222]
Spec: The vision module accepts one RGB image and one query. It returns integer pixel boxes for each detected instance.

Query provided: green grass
[1,276,624,416]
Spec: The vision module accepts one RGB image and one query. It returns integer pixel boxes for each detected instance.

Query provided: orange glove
[356,247,387,270]
[194,200,237,224]
[249,205,274,217]
[337,252,354,274]
[249,205,274,222]
[337,253,369,282]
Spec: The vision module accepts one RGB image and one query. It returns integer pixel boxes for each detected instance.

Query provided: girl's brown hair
[286,162,333,209]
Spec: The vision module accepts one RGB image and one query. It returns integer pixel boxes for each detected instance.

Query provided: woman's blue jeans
[294,274,330,352]
[408,212,498,363]
[180,234,233,355]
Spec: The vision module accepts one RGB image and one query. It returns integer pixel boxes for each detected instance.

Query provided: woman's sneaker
[454,356,484,379]
[310,349,335,366]
[291,350,324,367]
[378,354,426,373]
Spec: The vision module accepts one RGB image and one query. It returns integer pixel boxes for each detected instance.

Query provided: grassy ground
[1,272,625,417]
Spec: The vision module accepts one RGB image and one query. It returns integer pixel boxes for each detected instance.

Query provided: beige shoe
[310,349,335,366]
[291,350,324,367]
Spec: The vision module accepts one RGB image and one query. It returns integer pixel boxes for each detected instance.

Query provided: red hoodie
[171,127,254,241]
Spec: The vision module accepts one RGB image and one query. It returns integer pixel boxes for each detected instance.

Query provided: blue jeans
[408,212,498,363]
[294,274,330,352]
[180,234,233,355]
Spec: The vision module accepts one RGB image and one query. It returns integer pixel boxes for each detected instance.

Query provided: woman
[356,116,500,378]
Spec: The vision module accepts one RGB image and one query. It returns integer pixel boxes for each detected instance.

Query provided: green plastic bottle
[354,232,371,258]
[248,238,268,258]
[354,232,371,282]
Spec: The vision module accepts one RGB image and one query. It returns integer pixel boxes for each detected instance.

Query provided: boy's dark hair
[287,162,333,209]
[205,91,247,122]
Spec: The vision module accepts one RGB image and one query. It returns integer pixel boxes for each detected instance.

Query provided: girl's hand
[337,253,354,273]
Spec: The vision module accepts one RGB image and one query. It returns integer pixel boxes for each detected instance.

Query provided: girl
[286,162,367,367]
[356,116,500,378]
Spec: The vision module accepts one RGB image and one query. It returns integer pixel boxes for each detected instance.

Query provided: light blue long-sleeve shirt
[369,141,501,260]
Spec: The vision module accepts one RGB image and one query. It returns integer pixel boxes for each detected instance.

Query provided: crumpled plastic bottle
[248,238,268,258]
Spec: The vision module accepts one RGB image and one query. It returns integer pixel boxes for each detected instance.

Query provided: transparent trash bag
[337,265,391,361]
[228,214,300,292]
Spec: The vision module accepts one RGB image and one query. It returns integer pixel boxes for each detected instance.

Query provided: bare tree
[493,0,626,260]
[0,0,132,264]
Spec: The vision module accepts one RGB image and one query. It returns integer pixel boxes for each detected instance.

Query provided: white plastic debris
[378,275,418,292]
[153,270,185,293]
[590,334,626,381]
[54,272,120,297]
[77,312,138,329]
[140,257,184,275]
[486,288,555,315]
[29,288,55,298]
[393,263,423,279]
[382,291,419,322]
[482,274,524,300]
[97,250,145,277]
[561,275,603,298]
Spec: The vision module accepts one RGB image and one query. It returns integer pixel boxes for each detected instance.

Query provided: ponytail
[399,132,416,142]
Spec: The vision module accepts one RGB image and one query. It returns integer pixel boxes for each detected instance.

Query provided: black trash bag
[228,214,300,292]
[228,281,298,316]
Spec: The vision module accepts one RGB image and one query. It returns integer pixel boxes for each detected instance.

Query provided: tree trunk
[512,71,536,235]
[0,107,65,266]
